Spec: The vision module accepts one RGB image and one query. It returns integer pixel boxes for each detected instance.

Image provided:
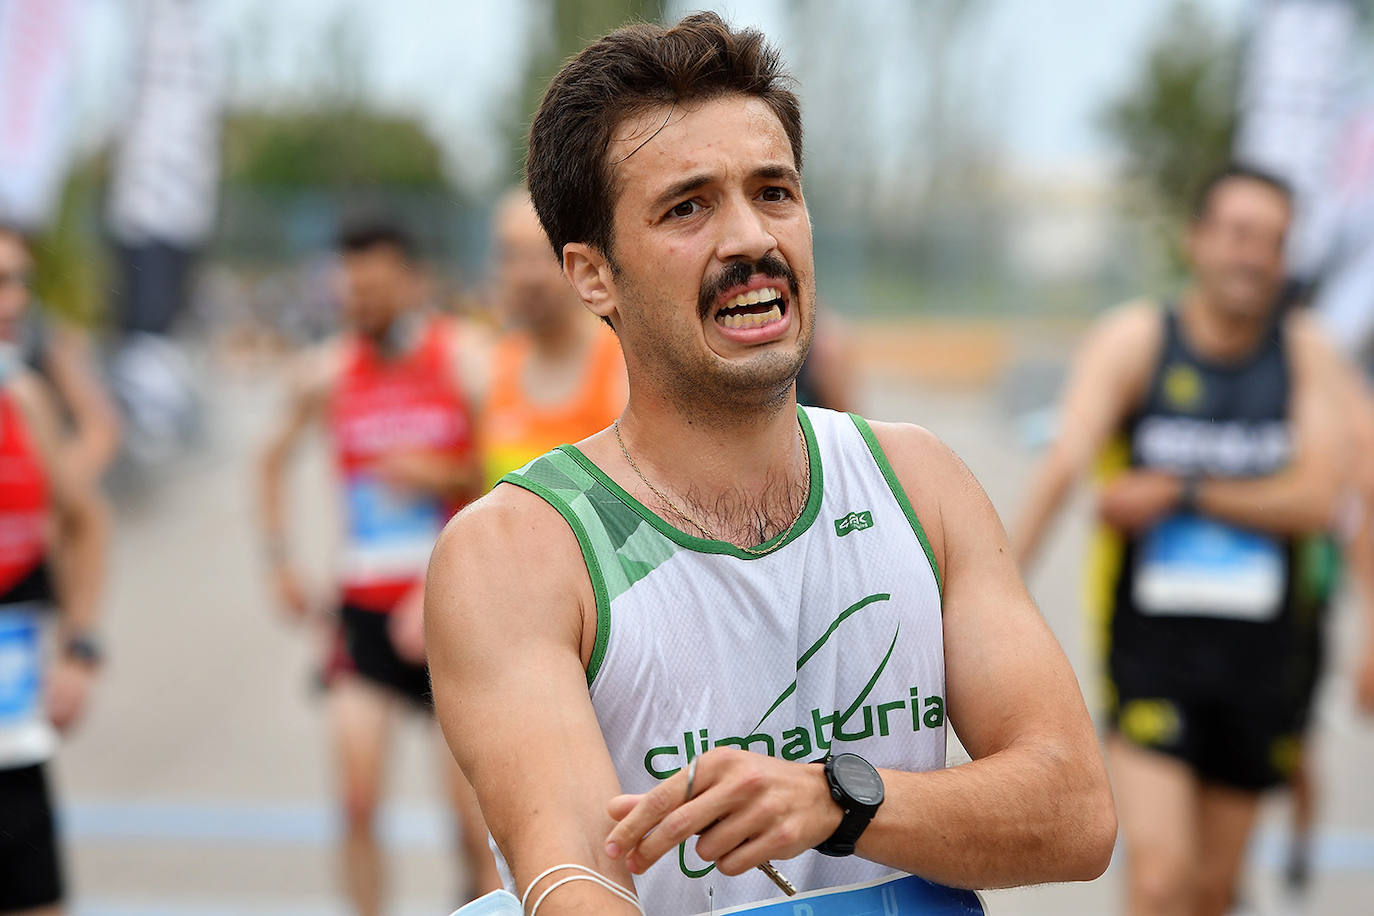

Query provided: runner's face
[495,197,579,334]
[602,94,814,411]
[0,233,33,344]
[1188,179,1290,321]
[340,246,420,338]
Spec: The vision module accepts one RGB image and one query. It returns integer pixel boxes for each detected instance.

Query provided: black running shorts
[0,763,64,911]
[1109,671,1299,791]
[324,602,433,710]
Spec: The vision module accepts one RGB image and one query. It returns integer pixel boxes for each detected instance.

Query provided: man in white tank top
[426,13,1116,916]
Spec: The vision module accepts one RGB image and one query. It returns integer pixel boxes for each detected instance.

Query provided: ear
[563,243,618,324]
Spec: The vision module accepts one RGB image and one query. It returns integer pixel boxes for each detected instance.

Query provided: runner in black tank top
[1103,307,1299,789]
[1011,166,1354,916]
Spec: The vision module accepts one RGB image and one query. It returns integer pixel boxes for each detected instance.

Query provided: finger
[607,793,643,820]
[605,763,696,857]
[713,828,793,878]
[623,792,729,874]
[692,806,767,865]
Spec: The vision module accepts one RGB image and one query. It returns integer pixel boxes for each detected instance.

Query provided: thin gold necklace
[612,418,810,556]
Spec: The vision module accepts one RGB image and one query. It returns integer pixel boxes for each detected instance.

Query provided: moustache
[698,255,799,320]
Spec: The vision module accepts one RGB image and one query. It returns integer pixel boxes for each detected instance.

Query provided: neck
[1179,289,1271,363]
[617,386,805,541]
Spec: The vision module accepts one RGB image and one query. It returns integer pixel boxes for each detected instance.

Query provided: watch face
[833,754,884,806]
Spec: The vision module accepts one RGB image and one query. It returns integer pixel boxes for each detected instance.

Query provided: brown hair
[526,11,802,265]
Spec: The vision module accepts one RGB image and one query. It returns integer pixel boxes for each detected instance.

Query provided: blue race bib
[345,473,445,546]
[1133,514,1285,621]
[0,610,42,724]
[705,872,985,916]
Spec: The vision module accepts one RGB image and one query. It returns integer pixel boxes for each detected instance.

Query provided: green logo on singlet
[834,510,874,537]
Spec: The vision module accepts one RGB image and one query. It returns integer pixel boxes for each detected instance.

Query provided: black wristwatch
[814,752,884,857]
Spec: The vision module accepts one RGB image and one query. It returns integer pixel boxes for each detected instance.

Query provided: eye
[667,199,701,220]
[759,186,791,203]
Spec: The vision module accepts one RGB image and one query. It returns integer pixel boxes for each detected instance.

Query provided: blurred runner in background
[0,227,121,489]
[0,219,109,915]
[793,310,855,414]
[482,190,626,488]
[257,219,498,915]
[1012,165,1358,916]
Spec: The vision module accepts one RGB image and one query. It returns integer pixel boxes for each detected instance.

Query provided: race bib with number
[0,606,55,767]
[341,473,446,582]
[1133,515,1285,621]
[703,872,986,916]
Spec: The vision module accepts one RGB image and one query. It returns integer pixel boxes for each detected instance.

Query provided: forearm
[500,826,641,915]
[1196,469,1337,534]
[54,490,109,636]
[1011,455,1076,570]
[857,738,1114,888]
[258,449,291,550]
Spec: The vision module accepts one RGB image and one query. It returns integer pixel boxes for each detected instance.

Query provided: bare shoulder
[7,370,60,428]
[427,480,593,651]
[1283,308,1340,360]
[1085,298,1163,361]
[288,337,347,404]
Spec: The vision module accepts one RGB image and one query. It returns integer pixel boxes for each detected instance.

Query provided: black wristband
[1179,475,1203,513]
[63,633,104,668]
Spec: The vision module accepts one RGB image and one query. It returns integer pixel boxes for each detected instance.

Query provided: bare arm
[12,372,110,730]
[425,488,640,914]
[12,373,107,638]
[42,324,121,482]
[257,347,333,616]
[1189,314,1342,534]
[1010,302,1159,569]
[856,423,1116,886]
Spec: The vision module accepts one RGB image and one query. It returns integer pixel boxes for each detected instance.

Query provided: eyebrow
[647,163,802,215]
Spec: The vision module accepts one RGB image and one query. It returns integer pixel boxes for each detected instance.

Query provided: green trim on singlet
[849,414,942,594]
[498,464,615,686]
[558,405,824,561]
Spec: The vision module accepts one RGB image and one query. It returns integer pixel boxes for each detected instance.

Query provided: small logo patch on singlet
[834,510,874,537]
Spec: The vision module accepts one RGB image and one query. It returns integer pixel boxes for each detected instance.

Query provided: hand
[373,451,473,498]
[273,564,311,621]
[388,585,427,664]
[1357,640,1374,716]
[46,657,96,732]
[604,747,842,877]
[1097,471,1183,533]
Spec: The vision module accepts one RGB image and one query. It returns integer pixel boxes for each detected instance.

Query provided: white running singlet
[499,407,963,916]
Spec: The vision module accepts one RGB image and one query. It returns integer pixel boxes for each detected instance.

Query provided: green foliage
[1100,1,1238,261]
[29,154,108,325]
[501,0,668,186]
[223,109,450,189]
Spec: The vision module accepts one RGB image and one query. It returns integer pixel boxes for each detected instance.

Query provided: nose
[714,191,778,264]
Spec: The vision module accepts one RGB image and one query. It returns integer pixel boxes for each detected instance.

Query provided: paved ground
[51,345,1374,914]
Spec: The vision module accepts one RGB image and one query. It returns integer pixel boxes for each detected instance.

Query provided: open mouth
[713,285,787,330]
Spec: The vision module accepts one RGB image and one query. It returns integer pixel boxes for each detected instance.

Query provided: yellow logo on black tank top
[1162,363,1204,410]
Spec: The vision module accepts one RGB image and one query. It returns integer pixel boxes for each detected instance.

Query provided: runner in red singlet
[257,219,499,914]
[0,226,108,916]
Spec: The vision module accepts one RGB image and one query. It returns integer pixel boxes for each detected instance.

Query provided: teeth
[722,286,783,311]
[717,303,782,330]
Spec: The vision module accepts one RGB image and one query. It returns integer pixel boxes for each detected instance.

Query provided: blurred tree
[502,0,668,185]
[29,153,108,326]
[222,111,449,189]
[1101,1,1238,249]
